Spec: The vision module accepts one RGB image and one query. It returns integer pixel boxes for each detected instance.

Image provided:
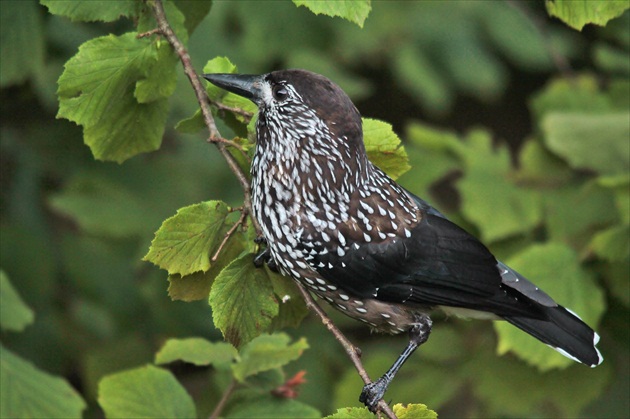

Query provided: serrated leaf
[41,0,138,22]
[155,337,237,368]
[226,394,320,418]
[1,345,87,418]
[393,403,438,419]
[57,33,169,162]
[324,407,374,419]
[457,130,542,242]
[175,109,205,134]
[98,365,196,418]
[495,242,606,370]
[168,226,247,301]
[0,0,44,87]
[542,112,630,176]
[292,0,371,28]
[209,253,279,347]
[268,271,309,330]
[546,0,629,31]
[144,201,231,276]
[363,118,410,180]
[232,333,308,382]
[590,224,630,261]
[0,271,34,332]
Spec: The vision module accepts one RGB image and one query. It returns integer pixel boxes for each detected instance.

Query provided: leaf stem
[211,209,247,262]
[209,378,238,419]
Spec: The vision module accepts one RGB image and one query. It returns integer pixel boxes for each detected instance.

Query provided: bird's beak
[203,73,263,102]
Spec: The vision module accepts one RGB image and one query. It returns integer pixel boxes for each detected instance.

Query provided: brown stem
[212,209,247,262]
[150,0,261,234]
[209,378,238,419]
[294,283,398,419]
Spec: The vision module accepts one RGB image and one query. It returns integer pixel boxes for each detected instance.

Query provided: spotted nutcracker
[203,70,603,411]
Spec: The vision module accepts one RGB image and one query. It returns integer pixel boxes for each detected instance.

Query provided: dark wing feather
[310,200,546,318]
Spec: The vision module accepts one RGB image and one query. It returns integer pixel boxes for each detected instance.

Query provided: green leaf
[155,337,237,368]
[543,180,618,245]
[542,112,630,176]
[468,345,612,417]
[144,201,231,276]
[209,253,279,347]
[0,0,44,87]
[231,333,308,382]
[41,0,138,22]
[226,395,320,418]
[292,0,371,28]
[0,270,34,332]
[167,225,247,301]
[393,403,438,419]
[515,139,573,185]
[590,224,630,261]
[363,118,411,180]
[48,174,150,238]
[400,122,462,199]
[175,109,205,134]
[268,272,309,330]
[457,130,542,242]
[57,33,169,162]
[1,345,86,418]
[172,0,213,35]
[546,0,629,31]
[495,242,606,370]
[324,407,375,419]
[98,365,196,418]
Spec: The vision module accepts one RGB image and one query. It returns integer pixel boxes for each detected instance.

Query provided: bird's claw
[253,246,279,273]
[359,378,388,412]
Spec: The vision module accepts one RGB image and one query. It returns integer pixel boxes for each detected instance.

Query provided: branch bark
[150,1,395,417]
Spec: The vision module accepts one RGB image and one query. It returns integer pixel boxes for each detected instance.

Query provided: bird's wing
[308,193,550,318]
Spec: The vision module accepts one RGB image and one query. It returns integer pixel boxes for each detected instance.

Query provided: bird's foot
[253,246,279,273]
[359,377,390,412]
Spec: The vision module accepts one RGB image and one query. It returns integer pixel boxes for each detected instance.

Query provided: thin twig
[151,0,261,234]
[211,100,254,123]
[212,209,247,262]
[209,378,238,419]
[294,283,398,419]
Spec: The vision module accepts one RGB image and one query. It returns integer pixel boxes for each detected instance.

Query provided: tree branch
[294,283,398,419]
[150,0,260,234]
[150,2,394,417]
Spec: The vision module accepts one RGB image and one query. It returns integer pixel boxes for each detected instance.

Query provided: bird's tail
[503,305,603,367]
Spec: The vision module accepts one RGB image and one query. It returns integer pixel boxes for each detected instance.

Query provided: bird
[203,69,603,411]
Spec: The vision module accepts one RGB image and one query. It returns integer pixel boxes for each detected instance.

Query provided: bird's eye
[272,85,289,101]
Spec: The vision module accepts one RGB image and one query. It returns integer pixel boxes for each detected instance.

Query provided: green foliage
[546,0,630,31]
[0,0,44,87]
[3,0,628,418]
[98,365,196,418]
[155,337,238,367]
[293,0,371,28]
[144,201,232,276]
[209,253,280,348]
[0,271,34,332]
[1,346,87,418]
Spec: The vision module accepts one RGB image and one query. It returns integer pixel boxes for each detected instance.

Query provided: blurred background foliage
[1,0,629,417]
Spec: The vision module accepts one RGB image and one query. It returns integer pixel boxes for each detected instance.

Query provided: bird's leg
[359,314,432,412]
[253,236,279,272]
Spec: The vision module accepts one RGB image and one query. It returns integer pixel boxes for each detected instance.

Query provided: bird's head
[203,69,363,151]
